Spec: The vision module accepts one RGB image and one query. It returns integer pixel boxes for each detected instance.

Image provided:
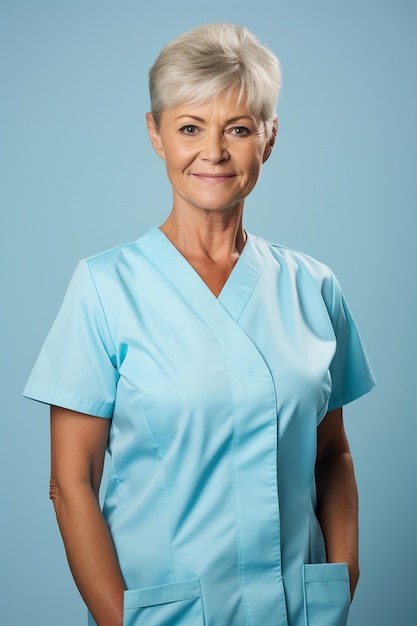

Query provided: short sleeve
[326,272,376,411]
[23,259,118,418]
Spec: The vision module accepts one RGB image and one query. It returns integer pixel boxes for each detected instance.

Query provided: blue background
[2,1,416,624]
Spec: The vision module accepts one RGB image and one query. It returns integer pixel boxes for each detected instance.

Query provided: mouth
[191,173,236,184]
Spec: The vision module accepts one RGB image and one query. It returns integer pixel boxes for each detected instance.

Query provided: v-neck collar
[135,226,265,322]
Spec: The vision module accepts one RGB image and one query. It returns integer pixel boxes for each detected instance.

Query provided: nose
[201,132,229,163]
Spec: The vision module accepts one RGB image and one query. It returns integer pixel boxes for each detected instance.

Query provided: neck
[160,204,246,262]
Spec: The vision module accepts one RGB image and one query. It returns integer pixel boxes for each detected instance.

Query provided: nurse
[24,23,375,626]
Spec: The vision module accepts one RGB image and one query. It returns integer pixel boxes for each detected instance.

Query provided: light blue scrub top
[24,228,375,626]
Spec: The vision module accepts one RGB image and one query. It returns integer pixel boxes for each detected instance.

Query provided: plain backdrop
[1,1,416,624]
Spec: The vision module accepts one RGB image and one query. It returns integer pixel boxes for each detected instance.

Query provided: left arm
[315,407,359,600]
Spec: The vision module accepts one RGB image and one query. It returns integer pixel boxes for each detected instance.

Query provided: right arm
[50,405,125,626]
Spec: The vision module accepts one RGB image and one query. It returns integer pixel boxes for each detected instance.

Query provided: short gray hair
[149,23,282,128]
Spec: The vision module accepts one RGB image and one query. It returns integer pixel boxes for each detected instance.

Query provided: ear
[146,112,165,160]
[262,117,278,164]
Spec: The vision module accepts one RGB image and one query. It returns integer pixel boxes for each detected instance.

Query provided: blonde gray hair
[149,23,282,128]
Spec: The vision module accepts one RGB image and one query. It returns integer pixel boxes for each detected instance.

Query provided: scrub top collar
[136,226,265,323]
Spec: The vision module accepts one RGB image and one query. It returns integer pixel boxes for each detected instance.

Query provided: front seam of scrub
[139,231,287,624]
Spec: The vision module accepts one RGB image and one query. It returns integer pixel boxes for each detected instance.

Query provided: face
[146,93,277,215]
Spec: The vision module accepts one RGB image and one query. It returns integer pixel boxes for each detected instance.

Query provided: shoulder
[85,239,142,275]
[249,233,335,282]
[78,230,156,288]
[248,233,341,314]
[62,235,149,312]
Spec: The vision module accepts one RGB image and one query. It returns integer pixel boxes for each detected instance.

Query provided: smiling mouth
[191,173,236,183]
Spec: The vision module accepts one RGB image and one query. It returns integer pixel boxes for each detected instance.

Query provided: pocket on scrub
[123,578,205,626]
[302,563,350,626]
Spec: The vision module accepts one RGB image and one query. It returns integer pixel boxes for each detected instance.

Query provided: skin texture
[146,95,275,216]
[315,407,360,600]
[50,407,125,626]
[145,93,276,296]
[49,94,359,624]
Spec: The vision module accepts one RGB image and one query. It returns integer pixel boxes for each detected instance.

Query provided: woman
[24,23,375,626]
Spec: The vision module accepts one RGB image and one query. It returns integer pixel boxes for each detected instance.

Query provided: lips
[191,173,236,183]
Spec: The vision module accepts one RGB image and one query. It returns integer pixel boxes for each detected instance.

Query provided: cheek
[237,141,265,171]
[244,154,264,182]
[164,145,195,174]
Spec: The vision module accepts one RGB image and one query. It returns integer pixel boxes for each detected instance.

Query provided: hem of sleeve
[327,372,376,411]
[22,385,114,419]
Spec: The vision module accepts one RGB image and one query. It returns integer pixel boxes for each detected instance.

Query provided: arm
[315,407,359,600]
[50,405,125,626]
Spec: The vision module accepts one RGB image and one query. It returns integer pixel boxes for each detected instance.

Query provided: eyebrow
[173,114,256,124]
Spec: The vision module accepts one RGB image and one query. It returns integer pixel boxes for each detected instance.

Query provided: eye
[180,124,199,135]
[231,126,251,137]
